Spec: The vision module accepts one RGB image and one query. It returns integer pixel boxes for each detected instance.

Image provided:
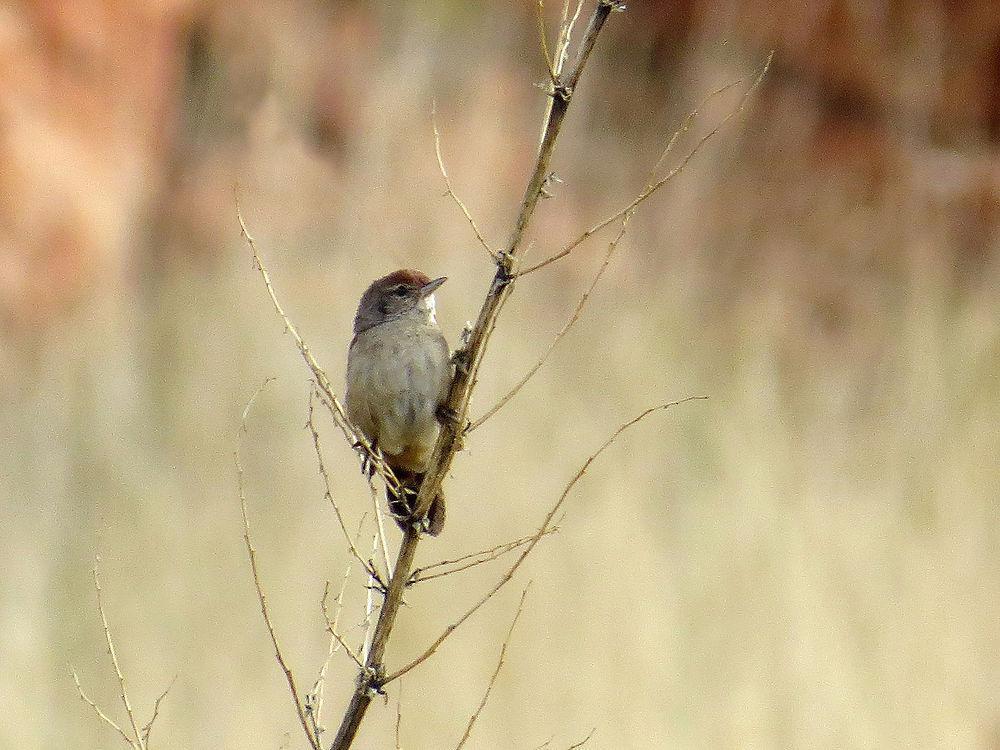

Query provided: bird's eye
[392,285,408,297]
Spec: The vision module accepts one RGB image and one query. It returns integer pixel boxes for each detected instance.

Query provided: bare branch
[432,105,496,260]
[383,396,706,686]
[320,579,365,672]
[554,1,585,75]
[517,51,774,276]
[308,515,368,740]
[469,76,753,430]
[307,389,379,579]
[328,627,367,673]
[469,214,629,432]
[408,528,559,585]
[236,380,320,750]
[71,667,134,748]
[92,561,146,750]
[567,728,597,748]
[74,562,174,749]
[454,586,530,749]
[368,478,393,579]
[236,195,399,491]
[329,8,623,746]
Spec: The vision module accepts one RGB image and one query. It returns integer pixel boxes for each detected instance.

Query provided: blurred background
[2,1,999,748]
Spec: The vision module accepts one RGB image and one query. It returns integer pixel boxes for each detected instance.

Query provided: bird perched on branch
[345,269,451,535]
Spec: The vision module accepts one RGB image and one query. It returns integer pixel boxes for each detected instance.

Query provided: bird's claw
[436,404,460,429]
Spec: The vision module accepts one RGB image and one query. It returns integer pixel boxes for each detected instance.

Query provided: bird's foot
[355,440,379,478]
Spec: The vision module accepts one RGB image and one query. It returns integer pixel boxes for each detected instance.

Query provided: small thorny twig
[308,562,355,741]
[72,558,174,750]
[307,389,381,580]
[408,529,559,585]
[433,104,497,261]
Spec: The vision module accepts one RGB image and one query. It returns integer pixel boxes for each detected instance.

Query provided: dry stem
[454,586,530,749]
[307,389,379,578]
[467,76,745,430]
[517,51,774,276]
[72,668,133,748]
[432,105,496,260]
[567,728,597,748]
[237,380,321,750]
[394,681,404,749]
[408,529,559,585]
[92,563,145,749]
[141,676,176,748]
[381,396,705,687]
[237,197,401,494]
[469,215,629,431]
[72,559,174,750]
[309,564,355,740]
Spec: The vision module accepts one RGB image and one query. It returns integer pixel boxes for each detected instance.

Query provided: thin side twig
[236,380,320,750]
[368,478,393,578]
[73,563,174,749]
[307,389,379,579]
[454,586,531,749]
[382,396,706,686]
[236,196,399,493]
[468,214,630,432]
[433,105,496,260]
[469,77,748,430]
[408,528,559,585]
[394,681,404,750]
[469,77,739,430]
[309,564,354,740]
[536,0,558,84]
[567,728,597,748]
[554,1,585,75]
[141,675,177,748]
[361,526,382,666]
[517,51,774,276]
[320,577,366,672]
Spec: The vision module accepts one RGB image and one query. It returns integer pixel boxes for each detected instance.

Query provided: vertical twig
[237,381,321,750]
[92,561,146,750]
[454,586,530,749]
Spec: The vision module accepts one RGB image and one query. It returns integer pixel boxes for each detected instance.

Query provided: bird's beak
[420,276,447,297]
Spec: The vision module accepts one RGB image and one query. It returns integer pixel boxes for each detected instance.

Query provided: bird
[345,269,452,535]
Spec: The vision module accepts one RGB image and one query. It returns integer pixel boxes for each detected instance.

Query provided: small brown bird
[345,269,451,535]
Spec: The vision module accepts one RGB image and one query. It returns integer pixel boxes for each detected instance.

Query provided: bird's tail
[387,470,446,536]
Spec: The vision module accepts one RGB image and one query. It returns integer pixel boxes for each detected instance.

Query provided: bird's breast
[345,320,450,468]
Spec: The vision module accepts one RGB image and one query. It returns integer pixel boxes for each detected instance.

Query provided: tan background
[2,1,998,748]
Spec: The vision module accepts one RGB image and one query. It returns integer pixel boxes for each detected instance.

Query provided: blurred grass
[1,2,999,749]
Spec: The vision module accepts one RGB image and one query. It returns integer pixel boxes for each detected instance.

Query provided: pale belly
[345,320,450,471]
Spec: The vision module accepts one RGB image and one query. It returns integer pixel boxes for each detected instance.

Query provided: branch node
[496,252,517,286]
[360,664,387,698]
[551,82,572,101]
